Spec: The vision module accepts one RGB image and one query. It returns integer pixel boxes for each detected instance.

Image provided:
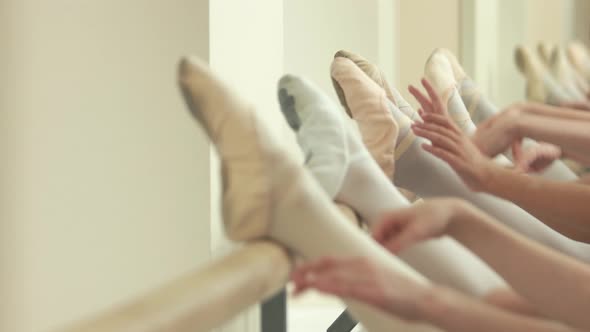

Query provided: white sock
[279,74,408,224]
[280,72,506,295]
[179,57,438,332]
[387,93,590,263]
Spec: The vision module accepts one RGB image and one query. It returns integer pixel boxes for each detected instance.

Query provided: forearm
[484,288,541,318]
[519,103,590,121]
[515,114,590,159]
[482,165,590,242]
[447,201,590,329]
[421,286,582,332]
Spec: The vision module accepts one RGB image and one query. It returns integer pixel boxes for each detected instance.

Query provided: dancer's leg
[310,63,505,295]
[331,51,419,201]
[440,48,578,182]
[390,93,590,263]
[178,57,439,332]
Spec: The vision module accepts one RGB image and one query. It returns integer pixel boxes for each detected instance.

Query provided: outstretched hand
[408,79,496,191]
[291,256,430,321]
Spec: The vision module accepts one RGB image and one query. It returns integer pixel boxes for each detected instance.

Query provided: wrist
[417,286,456,327]
[476,159,500,192]
[447,199,472,236]
[503,106,525,141]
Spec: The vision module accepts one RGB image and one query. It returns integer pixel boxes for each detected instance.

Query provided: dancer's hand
[372,198,465,253]
[512,141,562,173]
[411,112,496,191]
[471,107,523,158]
[408,78,454,120]
[291,256,431,321]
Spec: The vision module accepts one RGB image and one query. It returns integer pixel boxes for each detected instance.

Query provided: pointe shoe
[438,48,490,123]
[424,49,474,132]
[549,47,589,101]
[567,41,590,83]
[178,56,299,241]
[515,45,572,105]
[330,57,400,179]
[334,50,420,121]
[537,42,556,66]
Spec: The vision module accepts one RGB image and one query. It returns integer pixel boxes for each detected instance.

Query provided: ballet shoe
[334,50,420,121]
[179,56,301,241]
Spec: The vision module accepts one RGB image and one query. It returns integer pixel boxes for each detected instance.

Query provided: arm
[291,255,584,332]
[424,286,581,332]
[480,164,590,242]
[471,107,590,165]
[373,199,590,330]
[518,102,590,120]
[408,80,590,240]
[513,112,590,165]
[411,108,590,241]
[446,201,590,330]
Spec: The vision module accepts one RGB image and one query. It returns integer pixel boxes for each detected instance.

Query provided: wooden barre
[58,241,293,332]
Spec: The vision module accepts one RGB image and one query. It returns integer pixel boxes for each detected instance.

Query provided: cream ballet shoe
[331,57,415,167]
[334,50,420,121]
[550,47,589,101]
[567,41,590,84]
[424,49,476,133]
[537,42,556,66]
[329,57,398,180]
[515,45,573,105]
[438,48,494,124]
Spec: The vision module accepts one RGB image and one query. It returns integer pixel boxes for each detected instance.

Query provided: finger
[412,121,461,143]
[417,108,425,119]
[422,143,466,173]
[412,128,462,155]
[421,78,445,114]
[511,139,523,161]
[293,257,340,286]
[409,84,434,114]
[304,267,370,299]
[421,112,460,132]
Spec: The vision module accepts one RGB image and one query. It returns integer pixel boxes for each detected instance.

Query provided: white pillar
[209,1,285,331]
[461,0,500,101]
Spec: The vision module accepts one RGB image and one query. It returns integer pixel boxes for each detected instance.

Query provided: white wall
[399,0,461,107]
[284,0,395,101]
[0,1,212,331]
[573,0,590,44]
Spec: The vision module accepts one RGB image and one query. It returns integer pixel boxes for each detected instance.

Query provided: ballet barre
[58,241,292,332]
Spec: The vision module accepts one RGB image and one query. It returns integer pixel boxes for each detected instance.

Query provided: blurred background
[1,1,588,331]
